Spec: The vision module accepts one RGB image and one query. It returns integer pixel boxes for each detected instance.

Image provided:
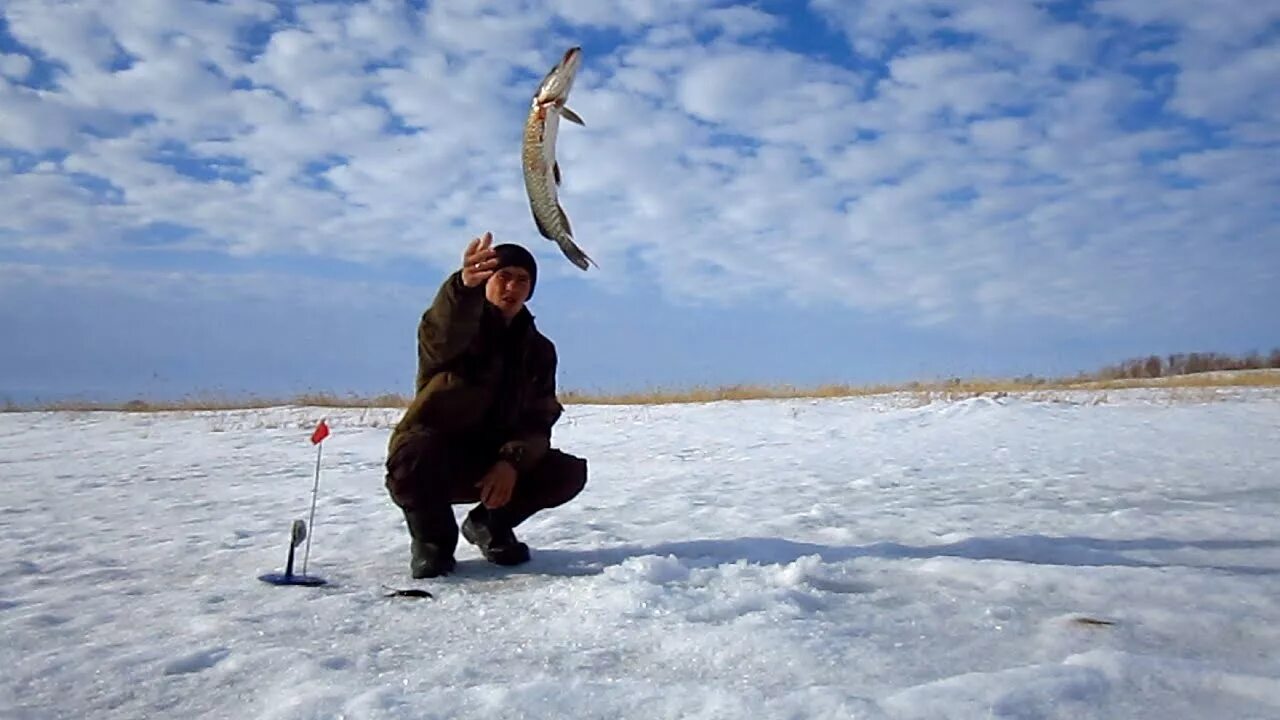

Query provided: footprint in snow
[8,560,42,576]
[806,576,877,595]
[320,656,353,670]
[163,647,231,676]
[29,613,72,627]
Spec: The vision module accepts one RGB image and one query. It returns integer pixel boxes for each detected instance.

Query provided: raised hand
[461,232,499,287]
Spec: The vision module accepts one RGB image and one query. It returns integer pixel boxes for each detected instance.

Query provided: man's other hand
[476,459,517,508]
[462,232,499,287]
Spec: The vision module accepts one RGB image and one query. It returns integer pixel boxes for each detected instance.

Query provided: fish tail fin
[555,235,596,271]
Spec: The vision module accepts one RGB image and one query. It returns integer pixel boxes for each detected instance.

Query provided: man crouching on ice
[384,231,588,578]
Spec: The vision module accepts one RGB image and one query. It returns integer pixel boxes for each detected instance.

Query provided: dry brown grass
[5,370,1277,413]
[559,370,1280,406]
[5,391,411,414]
[559,382,903,405]
[1065,369,1280,390]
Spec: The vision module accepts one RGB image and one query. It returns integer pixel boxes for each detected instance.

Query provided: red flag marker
[310,419,330,445]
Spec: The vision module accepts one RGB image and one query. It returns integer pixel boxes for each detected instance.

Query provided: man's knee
[384,428,454,509]
[532,449,588,508]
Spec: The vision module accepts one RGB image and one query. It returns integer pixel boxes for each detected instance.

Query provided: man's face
[485,266,532,319]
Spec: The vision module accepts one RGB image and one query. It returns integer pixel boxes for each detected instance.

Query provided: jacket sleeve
[416,270,486,386]
[499,341,564,472]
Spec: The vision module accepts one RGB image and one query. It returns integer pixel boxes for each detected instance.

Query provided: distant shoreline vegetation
[4,350,1279,413]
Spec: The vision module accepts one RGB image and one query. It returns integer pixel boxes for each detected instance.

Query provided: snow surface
[2,388,1280,719]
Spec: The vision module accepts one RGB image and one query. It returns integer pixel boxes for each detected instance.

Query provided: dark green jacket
[388,270,564,473]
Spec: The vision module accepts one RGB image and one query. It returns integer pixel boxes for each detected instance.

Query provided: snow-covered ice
[2,388,1279,719]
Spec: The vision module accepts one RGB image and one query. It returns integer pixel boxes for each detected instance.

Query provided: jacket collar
[482,301,536,335]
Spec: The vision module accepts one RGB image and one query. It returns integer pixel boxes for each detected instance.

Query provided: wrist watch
[498,445,525,468]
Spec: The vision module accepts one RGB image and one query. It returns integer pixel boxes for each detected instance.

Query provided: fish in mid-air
[522,46,596,271]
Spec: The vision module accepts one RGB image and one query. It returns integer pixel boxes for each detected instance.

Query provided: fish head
[534,46,581,105]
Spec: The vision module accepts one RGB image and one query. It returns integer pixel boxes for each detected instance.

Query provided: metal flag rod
[302,423,325,575]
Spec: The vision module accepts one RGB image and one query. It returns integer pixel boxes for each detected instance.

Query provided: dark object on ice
[259,571,327,587]
[1071,616,1116,627]
[383,251,588,579]
[383,586,434,599]
[259,519,328,587]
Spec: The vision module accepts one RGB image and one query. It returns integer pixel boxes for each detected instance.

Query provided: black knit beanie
[492,243,537,300]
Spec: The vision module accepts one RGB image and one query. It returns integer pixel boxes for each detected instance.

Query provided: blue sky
[1,0,1277,403]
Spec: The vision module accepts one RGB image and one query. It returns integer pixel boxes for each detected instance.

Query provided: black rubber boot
[403,509,456,578]
[410,540,456,579]
[461,506,531,566]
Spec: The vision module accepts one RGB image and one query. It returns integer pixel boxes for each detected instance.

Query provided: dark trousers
[385,427,587,554]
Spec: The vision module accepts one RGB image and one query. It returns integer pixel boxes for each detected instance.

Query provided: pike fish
[522,46,596,270]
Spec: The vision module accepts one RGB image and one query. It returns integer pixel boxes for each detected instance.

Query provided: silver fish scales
[521,46,596,271]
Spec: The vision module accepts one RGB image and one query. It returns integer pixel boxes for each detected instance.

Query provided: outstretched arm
[414,233,501,387]
[416,271,483,377]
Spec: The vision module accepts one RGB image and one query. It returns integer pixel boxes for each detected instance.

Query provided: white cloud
[548,0,715,29]
[882,50,1027,125]
[808,0,944,58]
[1171,42,1280,124]
[697,6,781,39]
[0,81,84,149]
[3,1,122,74]
[0,0,1276,332]
[675,46,865,153]
[0,53,32,80]
[967,117,1028,152]
[946,1,1094,69]
[249,29,363,112]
